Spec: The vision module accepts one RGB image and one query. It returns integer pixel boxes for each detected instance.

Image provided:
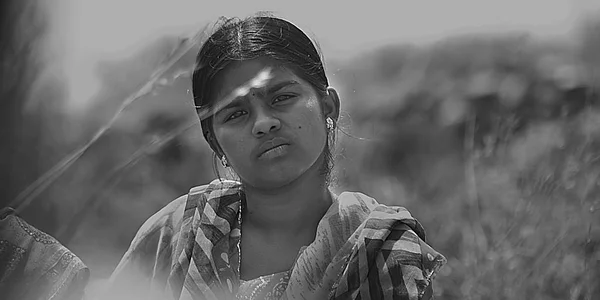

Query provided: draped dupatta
[103,179,446,300]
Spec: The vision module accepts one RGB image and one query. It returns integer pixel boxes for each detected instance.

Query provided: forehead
[211,57,306,99]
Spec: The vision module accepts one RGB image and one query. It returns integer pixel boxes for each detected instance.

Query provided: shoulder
[134,179,242,241]
[336,191,447,297]
[188,178,243,200]
[109,179,242,274]
[335,191,418,227]
[335,190,434,247]
[135,193,187,238]
[336,190,411,214]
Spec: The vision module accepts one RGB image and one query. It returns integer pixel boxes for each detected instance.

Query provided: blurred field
[2,2,600,299]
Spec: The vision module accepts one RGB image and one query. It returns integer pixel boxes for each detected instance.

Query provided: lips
[257,137,290,159]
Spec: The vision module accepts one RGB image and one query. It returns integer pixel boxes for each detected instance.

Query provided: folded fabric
[103,179,446,300]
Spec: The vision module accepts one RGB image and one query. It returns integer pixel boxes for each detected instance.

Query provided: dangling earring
[221,156,229,167]
[326,117,335,131]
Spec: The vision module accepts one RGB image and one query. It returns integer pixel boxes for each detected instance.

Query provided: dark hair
[192,14,336,181]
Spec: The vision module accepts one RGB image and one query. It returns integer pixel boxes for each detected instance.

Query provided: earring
[221,156,229,167]
[326,117,335,131]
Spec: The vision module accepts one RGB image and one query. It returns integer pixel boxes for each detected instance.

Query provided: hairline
[206,57,328,129]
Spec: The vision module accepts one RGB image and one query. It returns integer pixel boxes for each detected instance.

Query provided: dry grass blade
[54,119,197,243]
[10,26,208,213]
[464,114,489,264]
[195,67,273,121]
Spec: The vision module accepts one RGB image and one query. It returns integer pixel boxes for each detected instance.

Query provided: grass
[10,15,600,300]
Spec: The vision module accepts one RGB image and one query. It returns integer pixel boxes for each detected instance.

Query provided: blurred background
[2,0,600,299]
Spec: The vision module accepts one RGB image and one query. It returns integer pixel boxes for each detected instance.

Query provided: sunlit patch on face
[231,67,273,100]
[196,67,273,122]
[207,57,330,189]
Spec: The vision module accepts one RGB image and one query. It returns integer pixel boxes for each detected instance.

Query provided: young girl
[104,14,446,300]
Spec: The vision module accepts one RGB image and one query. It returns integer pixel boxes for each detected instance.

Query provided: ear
[322,87,341,121]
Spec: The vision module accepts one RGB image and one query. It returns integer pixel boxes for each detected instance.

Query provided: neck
[241,158,333,237]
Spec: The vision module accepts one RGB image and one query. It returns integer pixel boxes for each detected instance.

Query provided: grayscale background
[2,1,600,299]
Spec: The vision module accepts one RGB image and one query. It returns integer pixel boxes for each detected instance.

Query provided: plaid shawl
[103,179,446,300]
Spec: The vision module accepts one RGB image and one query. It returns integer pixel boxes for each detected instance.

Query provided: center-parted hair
[192,14,337,182]
[192,14,330,157]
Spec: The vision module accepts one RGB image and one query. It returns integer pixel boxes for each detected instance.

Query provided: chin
[242,165,304,190]
[241,154,324,189]
[253,172,299,189]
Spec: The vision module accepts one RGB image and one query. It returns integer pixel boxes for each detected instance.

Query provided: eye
[272,94,296,104]
[225,110,246,122]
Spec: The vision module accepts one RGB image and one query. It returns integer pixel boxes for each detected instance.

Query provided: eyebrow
[219,98,244,112]
[264,80,300,95]
[218,80,300,112]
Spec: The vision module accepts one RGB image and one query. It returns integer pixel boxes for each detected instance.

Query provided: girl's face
[210,57,339,189]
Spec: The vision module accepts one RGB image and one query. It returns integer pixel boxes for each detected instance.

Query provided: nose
[252,108,281,137]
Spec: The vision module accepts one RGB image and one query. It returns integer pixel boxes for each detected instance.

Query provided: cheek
[293,102,326,142]
[306,98,326,130]
[215,130,248,159]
